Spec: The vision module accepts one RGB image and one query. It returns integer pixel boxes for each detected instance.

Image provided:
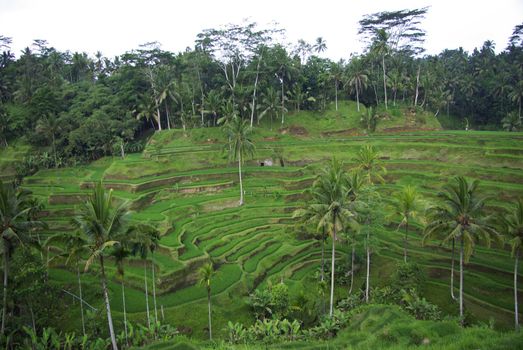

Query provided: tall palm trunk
[356,83,360,112]
[151,254,158,324]
[382,56,388,110]
[459,237,464,326]
[77,264,86,336]
[207,288,212,340]
[451,239,457,300]
[281,80,285,124]
[335,81,338,111]
[329,227,336,317]
[238,151,244,206]
[515,249,520,331]
[156,108,162,131]
[365,223,371,303]
[349,246,355,294]
[144,260,151,328]
[165,104,171,130]
[414,65,421,107]
[121,280,128,345]
[1,246,9,336]
[251,57,262,128]
[320,229,325,282]
[100,256,118,350]
[404,221,408,263]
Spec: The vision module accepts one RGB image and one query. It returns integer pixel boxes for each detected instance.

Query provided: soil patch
[263,136,280,141]
[321,128,363,137]
[279,125,309,136]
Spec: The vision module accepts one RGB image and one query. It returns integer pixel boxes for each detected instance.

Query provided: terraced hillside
[16,102,523,338]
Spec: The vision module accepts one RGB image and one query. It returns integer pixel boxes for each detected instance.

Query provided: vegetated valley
[1,7,523,350]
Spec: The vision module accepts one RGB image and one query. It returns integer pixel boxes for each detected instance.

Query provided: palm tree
[371,29,390,110]
[502,111,521,132]
[391,186,423,263]
[130,223,160,329]
[111,243,131,344]
[313,37,327,54]
[346,171,365,294]
[199,262,215,341]
[260,86,282,130]
[355,145,386,302]
[45,230,89,336]
[508,81,523,119]
[75,182,130,350]
[293,201,328,282]
[0,182,42,336]
[503,198,523,331]
[223,116,255,206]
[205,89,222,127]
[35,114,61,167]
[330,61,344,111]
[312,159,353,317]
[423,177,500,325]
[346,64,368,112]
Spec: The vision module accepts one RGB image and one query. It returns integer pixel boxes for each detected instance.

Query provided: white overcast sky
[1,0,522,60]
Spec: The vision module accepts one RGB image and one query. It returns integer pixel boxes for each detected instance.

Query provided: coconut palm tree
[111,242,131,344]
[223,116,255,206]
[75,182,130,350]
[330,61,344,111]
[130,223,160,329]
[311,158,353,317]
[45,230,89,336]
[313,37,327,54]
[346,65,368,112]
[259,87,282,130]
[355,145,386,302]
[35,114,61,167]
[346,171,365,294]
[371,29,390,110]
[502,111,521,132]
[0,182,43,337]
[503,198,523,331]
[391,186,424,263]
[423,177,500,326]
[199,262,215,340]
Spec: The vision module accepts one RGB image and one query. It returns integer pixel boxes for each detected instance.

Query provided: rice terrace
[1,2,523,349]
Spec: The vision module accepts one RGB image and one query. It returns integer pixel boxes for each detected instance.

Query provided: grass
[9,100,523,341]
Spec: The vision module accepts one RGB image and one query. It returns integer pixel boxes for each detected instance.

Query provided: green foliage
[391,262,426,293]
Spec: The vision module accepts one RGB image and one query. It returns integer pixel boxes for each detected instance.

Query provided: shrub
[391,262,426,293]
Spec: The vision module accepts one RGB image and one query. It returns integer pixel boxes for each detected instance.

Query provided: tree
[223,116,255,206]
[111,242,131,344]
[35,114,61,167]
[346,60,368,112]
[313,37,327,54]
[311,158,353,317]
[45,230,89,336]
[259,86,281,130]
[346,171,365,294]
[130,224,160,329]
[423,177,500,325]
[503,198,523,331]
[0,182,43,337]
[509,80,523,120]
[390,186,423,263]
[371,29,390,110]
[329,61,344,111]
[502,111,521,131]
[75,182,130,350]
[199,262,215,340]
[355,145,386,185]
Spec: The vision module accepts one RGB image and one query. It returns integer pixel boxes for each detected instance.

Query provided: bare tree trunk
[207,289,212,340]
[100,256,118,350]
[251,57,262,128]
[1,246,8,336]
[156,108,162,131]
[414,65,420,107]
[77,264,86,336]
[151,254,158,325]
[459,237,464,326]
[122,280,128,345]
[404,221,408,263]
[365,224,371,303]
[382,56,388,110]
[238,152,244,206]
[144,260,151,328]
[335,81,338,111]
[349,246,355,294]
[356,84,360,112]
[515,249,519,331]
[329,227,336,317]
[165,104,171,130]
[451,239,457,301]
[281,80,285,124]
[320,234,325,282]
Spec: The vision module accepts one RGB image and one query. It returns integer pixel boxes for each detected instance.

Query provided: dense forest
[1,7,523,350]
[1,8,522,173]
